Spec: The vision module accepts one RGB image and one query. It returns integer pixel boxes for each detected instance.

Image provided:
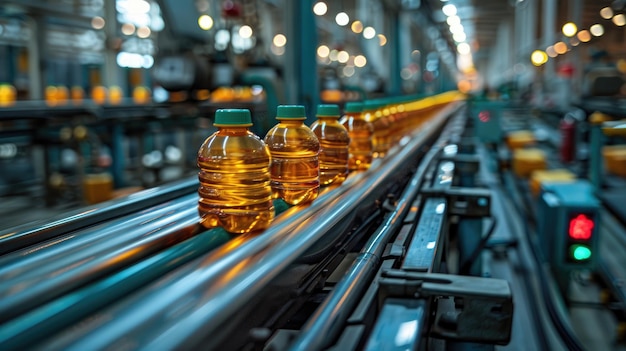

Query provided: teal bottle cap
[214,109,253,127]
[316,104,340,117]
[276,105,306,119]
[344,102,363,113]
[363,100,381,111]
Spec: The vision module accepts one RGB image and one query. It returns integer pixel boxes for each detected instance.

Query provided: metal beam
[284,0,319,123]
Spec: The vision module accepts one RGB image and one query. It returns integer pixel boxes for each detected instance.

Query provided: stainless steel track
[0,194,202,324]
[0,177,198,254]
[38,102,462,351]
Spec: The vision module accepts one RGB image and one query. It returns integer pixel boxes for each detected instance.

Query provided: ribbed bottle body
[264,120,320,205]
[311,117,349,186]
[341,112,373,171]
[364,105,391,158]
[197,128,274,233]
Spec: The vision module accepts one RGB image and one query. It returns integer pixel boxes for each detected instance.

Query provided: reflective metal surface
[402,162,454,272]
[0,194,201,323]
[289,107,464,351]
[0,177,198,254]
[364,299,427,351]
[0,227,232,350]
[41,103,462,351]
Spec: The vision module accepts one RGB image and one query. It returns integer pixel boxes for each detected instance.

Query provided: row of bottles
[0,84,151,107]
[197,92,463,234]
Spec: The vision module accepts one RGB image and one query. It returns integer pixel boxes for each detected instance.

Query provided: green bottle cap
[363,100,381,111]
[214,109,253,127]
[316,104,340,117]
[276,105,306,119]
[344,102,363,113]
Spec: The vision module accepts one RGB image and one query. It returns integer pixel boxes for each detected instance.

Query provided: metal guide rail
[0,101,512,351]
[0,177,199,254]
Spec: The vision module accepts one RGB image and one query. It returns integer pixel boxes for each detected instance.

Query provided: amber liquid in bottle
[311,115,349,186]
[198,127,274,233]
[340,110,373,171]
[265,119,320,205]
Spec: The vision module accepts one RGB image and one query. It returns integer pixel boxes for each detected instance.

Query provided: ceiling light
[562,22,577,37]
[600,7,613,19]
[554,41,567,54]
[442,4,457,17]
[329,49,339,61]
[590,24,604,36]
[273,34,286,47]
[121,23,135,35]
[457,42,470,55]
[198,15,213,30]
[530,50,548,66]
[378,34,387,46]
[351,21,363,33]
[336,12,349,26]
[137,26,151,38]
[338,51,349,63]
[317,45,330,58]
[612,14,626,26]
[354,55,367,67]
[577,30,591,42]
[453,32,466,42]
[363,26,376,39]
[239,25,253,38]
[313,2,327,16]
[446,15,461,26]
[449,23,464,34]
[91,16,105,30]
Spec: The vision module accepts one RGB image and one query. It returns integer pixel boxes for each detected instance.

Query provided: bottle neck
[344,112,362,119]
[217,126,249,135]
[278,119,305,126]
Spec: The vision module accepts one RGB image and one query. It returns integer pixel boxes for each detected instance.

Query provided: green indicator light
[570,244,592,261]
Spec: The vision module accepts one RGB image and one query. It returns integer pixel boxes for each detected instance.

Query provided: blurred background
[0,0,625,228]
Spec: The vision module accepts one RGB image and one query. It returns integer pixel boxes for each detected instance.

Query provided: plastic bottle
[339,102,373,171]
[197,109,274,233]
[311,104,350,186]
[264,105,320,205]
[363,101,391,158]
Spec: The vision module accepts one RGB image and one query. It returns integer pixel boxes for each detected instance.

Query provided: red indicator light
[478,111,490,123]
[568,214,594,240]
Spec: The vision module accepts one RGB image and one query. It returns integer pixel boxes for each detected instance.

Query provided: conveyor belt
[36,103,461,351]
[0,177,198,254]
[0,100,492,351]
[0,195,201,323]
[290,113,465,351]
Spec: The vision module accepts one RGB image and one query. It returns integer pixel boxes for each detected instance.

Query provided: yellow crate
[512,148,546,178]
[603,145,626,177]
[529,169,576,197]
[82,173,113,204]
[506,130,535,150]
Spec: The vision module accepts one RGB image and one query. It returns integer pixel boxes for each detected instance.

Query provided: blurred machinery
[0,98,519,351]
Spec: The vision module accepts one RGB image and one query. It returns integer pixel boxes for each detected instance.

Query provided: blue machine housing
[536,180,600,270]
[469,100,504,144]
